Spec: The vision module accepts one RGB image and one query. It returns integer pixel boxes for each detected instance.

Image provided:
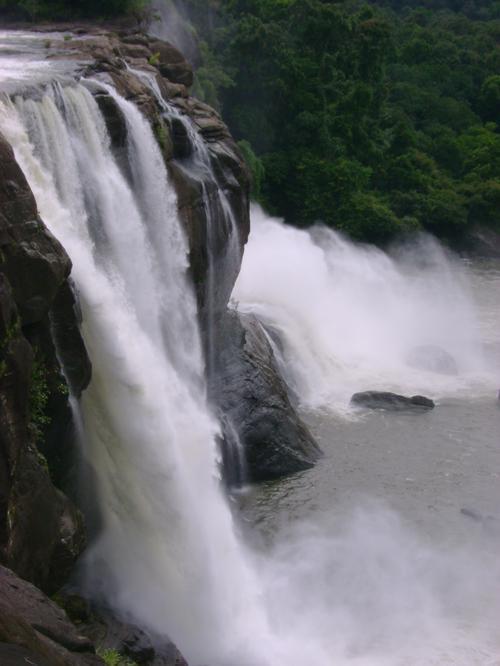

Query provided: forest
[1,0,499,244]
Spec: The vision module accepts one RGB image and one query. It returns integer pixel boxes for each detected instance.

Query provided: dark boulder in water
[406,345,458,375]
[351,391,435,411]
[213,311,322,482]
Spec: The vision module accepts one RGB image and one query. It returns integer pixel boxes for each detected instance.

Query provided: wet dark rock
[0,133,87,593]
[0,642,53,666]
[0,134,70,326]
[94,93,128,150]
[406,345,458,375]
[0,565,103,665]
[213,311,322,482]
[63,600,188,666]
[170,116,192,159]
[50,281,91,398]
[351,391,435,411]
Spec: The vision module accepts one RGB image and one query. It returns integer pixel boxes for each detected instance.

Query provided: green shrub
[238,139,265,200]
[98,648,137,666]
[148,51,160,67]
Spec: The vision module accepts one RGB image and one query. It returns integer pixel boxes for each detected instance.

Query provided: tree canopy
[2,0,499,244]
[188,0,500,243]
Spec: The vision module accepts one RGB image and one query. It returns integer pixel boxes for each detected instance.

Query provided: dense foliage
[185,0,500,243]
[0,0,148,20]
[1,0,499,243]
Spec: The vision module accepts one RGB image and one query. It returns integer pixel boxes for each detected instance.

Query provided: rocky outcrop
[0,132,89,593]
[50,28,250,320]
[351,391,435,411]
[0,565,103,665]
[61,600,188,666]
[213,311,321,482]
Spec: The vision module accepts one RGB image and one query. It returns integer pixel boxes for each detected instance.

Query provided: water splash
[0,84,269,665]
[233,205,496,412]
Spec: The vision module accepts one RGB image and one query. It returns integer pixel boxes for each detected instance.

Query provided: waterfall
[2,43,498,666]
[129,66,247,483]
[130,65,243,371]
[233,205,495,411]
[0,82,269,666]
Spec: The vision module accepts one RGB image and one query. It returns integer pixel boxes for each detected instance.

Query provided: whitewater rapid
[233,205,497,413]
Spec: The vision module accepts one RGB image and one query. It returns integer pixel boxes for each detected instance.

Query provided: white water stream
[0,81,270,666]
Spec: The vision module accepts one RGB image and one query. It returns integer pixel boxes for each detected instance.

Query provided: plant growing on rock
[98,648,137,666]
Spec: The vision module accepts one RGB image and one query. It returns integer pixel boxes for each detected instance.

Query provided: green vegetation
[179,0,500,244]
[148,51,161,66]
[98,648,137,666]
[0,0,149,20]
[2,0,498,243]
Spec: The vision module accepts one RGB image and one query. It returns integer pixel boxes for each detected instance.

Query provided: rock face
[58,28,250,320]
[351,391,435,411]
[213,312,321,482]
[0,565,103,665]
[0,133,89,594]
[69,603,188,666]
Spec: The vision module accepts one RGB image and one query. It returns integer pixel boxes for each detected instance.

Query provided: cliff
[0,25,319,665]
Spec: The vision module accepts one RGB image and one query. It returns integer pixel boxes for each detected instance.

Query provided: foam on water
[233,205,497,413]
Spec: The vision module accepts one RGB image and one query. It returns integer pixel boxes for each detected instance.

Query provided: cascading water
[233,205,496,411]
[129,66,247,483]
[132,66,242,370]
[0,79,271,666]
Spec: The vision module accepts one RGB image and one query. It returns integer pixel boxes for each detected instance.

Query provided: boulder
[147,40,194,87]
[351,391,435,411]
[0,134,71,326]
[0,565,103,665]
[406,345,458,375]
[72,604,188,666]
[212,311,321,482]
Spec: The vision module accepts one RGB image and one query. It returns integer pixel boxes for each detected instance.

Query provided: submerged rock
[351,391,435,411]
[406,345,458,375]
[213,311,321,482]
